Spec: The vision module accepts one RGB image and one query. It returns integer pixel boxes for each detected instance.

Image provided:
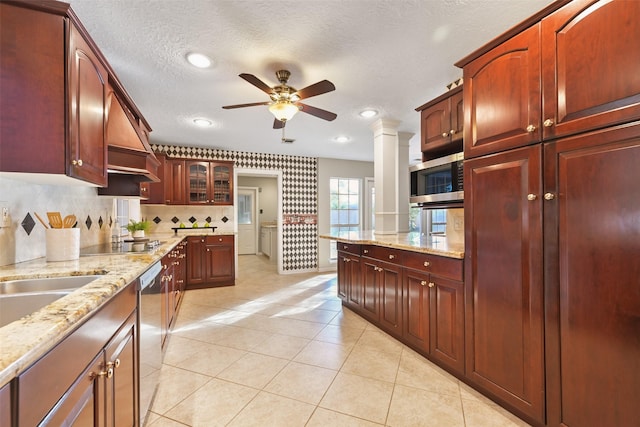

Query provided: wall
[0,175,114,266]
[317,157,374,271]
[151,144,318,272]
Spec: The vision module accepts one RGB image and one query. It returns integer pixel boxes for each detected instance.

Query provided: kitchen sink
[0,275,103,294]
[0,275,104,328]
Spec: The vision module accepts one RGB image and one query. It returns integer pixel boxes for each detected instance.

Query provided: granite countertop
[319,231,465,259]
[0,234,185,388]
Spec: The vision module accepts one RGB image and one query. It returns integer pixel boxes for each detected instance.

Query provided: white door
[237,188,258,254]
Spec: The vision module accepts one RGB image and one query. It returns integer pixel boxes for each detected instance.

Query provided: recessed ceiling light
[334,136,350,143]
[186,52,212,68]
[359,109,378,118]
[193,118,213,127]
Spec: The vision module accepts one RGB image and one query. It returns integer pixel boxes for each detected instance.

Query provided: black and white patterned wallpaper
[152,144,318,272]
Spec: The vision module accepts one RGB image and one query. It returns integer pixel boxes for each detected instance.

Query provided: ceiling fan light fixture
[269,101,300,122]
[359,109,378,118]
[186,52,212,68]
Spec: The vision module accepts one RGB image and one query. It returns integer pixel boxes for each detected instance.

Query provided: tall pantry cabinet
[457,0,640,426]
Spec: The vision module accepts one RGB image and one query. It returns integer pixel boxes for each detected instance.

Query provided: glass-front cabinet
[186,160,233,205]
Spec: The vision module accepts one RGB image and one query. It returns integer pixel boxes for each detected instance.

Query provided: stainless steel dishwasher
[138,261,163,426]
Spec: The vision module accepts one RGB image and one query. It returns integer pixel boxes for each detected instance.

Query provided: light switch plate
[0,201,9,228]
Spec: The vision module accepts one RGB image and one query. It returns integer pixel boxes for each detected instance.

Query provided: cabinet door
[336,251,350,301]
[544,123,640,427]
[105,313,137,427]
[40,352,105,426]
[361,258,380,322]
[464,145,545,423]
[68,23,108,186]
[420,98,450,154]
[429,275,464,374]
[164,159,186,204]
[206,236,235,282]
[211,162,233,204]
[378,261,403,338]
[463,24,541,159]
[403,269,431,354]
[541,0,640,140]
[186,236,207,286]
[186,161,209,204]
[347,255,363,309]
[0,382,10,427]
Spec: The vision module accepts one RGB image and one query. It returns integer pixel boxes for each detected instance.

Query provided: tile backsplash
[141,204,234,235]
[0,176,114,266]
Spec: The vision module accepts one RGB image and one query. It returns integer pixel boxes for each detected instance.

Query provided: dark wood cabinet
[186,160,234,205]
[461,0,640,161]
[362,246,403,337]
[416,86,464,160]
[141,153,166,203]
[336,242,465,376]
[187,235,235,288]
[16,281,137,426]
[462,23,541,159]
[165,158,187,204]
[543,123,640,427]
[0,382,10,427]
[464,145,545,423]
[0,3,108,186]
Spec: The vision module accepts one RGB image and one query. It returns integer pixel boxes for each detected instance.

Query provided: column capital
[371,118,402,137]
[397,131,415,147]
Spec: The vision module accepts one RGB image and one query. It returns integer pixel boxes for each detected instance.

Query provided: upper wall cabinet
[0,2,108,186]
[415,86,464,161]
[186,160,233,205]
[458,0,640,159]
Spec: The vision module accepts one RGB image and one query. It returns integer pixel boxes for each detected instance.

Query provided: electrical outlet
[0,201,9,228]
[453,216,463,231]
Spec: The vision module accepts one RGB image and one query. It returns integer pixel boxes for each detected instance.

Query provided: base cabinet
[187,235,235,288]
[16,281,138,426]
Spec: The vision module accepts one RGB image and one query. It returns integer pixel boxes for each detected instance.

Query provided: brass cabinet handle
[343,257,350,263]
[363,249,369,254]
[526,124,536,133]
[527,194,537,201]
[420,280,427,286]
[423,261,430,267]
[72,159,83,166]
[428,282,435,288]
[442,132,449,138]
[543,118,554,127]
[388,254,395,260]
[544,192,555,200]
[449,129,456,135]
[219,238,223,242]
[343,245,348,250]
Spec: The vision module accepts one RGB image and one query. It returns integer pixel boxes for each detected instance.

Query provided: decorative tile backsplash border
[152,144,318,271]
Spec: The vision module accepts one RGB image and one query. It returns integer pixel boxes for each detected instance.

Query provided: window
[330,177,361,259]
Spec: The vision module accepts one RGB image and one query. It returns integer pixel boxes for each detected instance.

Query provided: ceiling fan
[222,70,337,129]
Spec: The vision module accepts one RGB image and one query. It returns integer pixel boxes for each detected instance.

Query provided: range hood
[104,91,160,183]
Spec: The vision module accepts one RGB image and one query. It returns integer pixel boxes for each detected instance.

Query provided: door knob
[527,194,537,201]
[544,192,555,200]
[526,125,536,133]
[543,119,554,127]
[428,282,435,288]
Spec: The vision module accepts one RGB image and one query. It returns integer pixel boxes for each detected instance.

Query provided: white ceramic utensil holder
[46,228,80,261]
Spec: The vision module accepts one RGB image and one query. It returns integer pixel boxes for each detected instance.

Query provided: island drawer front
[336,242,361,256]
[362,245,404,263]
[403,251,463,281]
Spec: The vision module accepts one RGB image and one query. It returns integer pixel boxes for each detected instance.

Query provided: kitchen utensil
[62,215,76,228]
[47,212,63,229]
[34,212,49,229]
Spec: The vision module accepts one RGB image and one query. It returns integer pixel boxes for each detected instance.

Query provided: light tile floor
[146,255,531,427]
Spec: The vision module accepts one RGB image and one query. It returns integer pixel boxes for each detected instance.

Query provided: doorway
[237,187,258,254]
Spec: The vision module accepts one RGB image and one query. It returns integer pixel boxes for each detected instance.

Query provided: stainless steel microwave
[409,152,464,205]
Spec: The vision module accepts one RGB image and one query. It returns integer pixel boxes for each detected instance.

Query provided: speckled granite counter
[0,234,186,388]
[319,231,464,259]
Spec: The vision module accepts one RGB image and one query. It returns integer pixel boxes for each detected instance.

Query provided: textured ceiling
[67,0,553,163]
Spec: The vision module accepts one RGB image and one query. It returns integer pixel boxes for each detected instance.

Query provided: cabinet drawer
[362,245,403,263]
[403,251,463,281]
[206,234,233,245]
[336,242,361,256]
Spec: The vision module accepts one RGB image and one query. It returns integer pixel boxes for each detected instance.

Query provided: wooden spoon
[47,212,63,229]
[62,215,76,228]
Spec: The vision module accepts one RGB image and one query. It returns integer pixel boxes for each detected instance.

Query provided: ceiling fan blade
[295,80,335,100]
[239,73,273,94]
[273,119,285,129]
[222,101,270,109]
[298,103,337,121]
